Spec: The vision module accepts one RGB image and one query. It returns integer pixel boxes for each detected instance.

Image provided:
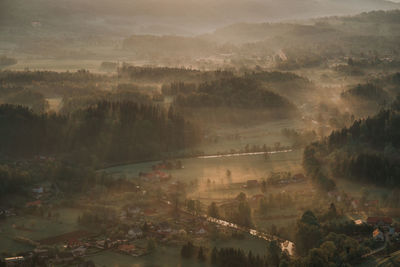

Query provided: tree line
[304,102,400,187]
[0,102,201,166]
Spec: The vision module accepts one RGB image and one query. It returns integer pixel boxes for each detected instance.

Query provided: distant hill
[1,0,399,40]
[206,10,400,44]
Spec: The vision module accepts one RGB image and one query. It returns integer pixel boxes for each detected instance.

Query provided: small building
[32,187,44,194]
[67,238,83,249]
[118,244,136,254]
[251,194,265,202]
[354,219,364,225]
[367,217,392,227]
[372,228,384,242]
[3,256,25,266]
[292,173,305,181]
[196,227,207,235]
[128,228,143,239]
[26,200,42,208]
[72,246,86,257]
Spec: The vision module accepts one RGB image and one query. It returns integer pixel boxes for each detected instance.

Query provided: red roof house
[367,217,392,226]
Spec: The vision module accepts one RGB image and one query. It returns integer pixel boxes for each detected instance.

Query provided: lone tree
[208,202,220,218]
[226,169,232,183]
[181,241,195,258]
[198,246,206,261]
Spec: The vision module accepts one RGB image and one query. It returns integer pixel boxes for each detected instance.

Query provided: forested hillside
[304,99,400,187]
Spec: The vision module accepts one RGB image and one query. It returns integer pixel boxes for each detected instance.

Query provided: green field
[88,235,268,267]
[0,208,83,253]
[104,149,303,199]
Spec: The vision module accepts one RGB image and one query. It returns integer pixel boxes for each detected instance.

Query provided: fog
[1,0,399,36]
[1,1,400,266]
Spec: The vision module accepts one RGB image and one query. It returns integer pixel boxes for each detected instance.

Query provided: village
[1,152,400,267]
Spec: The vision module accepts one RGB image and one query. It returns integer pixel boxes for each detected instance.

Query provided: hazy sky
[1,0,399,36]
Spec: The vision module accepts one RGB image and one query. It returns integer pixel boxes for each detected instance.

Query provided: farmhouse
[367,217,392,227]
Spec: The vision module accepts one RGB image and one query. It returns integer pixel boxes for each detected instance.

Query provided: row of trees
[0,69,108,84]
[174,77,296,112]
[120,64,234,83]
[181,242,287,267]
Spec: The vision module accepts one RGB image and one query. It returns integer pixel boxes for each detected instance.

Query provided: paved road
[362,232,389,258]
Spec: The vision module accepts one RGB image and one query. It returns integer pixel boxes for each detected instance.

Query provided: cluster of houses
[152,160,183,170]
[139,170,171,183]
[327,191,382,213]
[266,172,306,186]
[364,216,400,242]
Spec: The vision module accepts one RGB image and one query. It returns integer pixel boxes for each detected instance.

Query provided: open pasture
[0,208,84,253]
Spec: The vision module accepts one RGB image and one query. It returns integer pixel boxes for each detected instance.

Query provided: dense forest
[174,77,296,111]
[0,102,201,165]
[303,99,400,187]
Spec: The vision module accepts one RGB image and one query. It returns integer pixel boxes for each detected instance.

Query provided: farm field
[0,208,83,253]
[89,234,268,267]
[193,119,305,155]
[104,150,303,195]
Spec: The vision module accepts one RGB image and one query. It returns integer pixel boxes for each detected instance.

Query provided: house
[367,217,392,227]
[292,173,305,182]
[251,194,265,202]
[118,244,136,254]
[26,200,42,208]
[128,207,141,215]
[32,187,44,194]
[157,222,172,234]
[95,240,106,249]
[72,246,86,257]
[246,180,259,188]
[354,219,364,225]
[128,228,143,239]
[196,227,207,235]
[2,256,25,266]
[372,229,384,242]
[67,238,83,249]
